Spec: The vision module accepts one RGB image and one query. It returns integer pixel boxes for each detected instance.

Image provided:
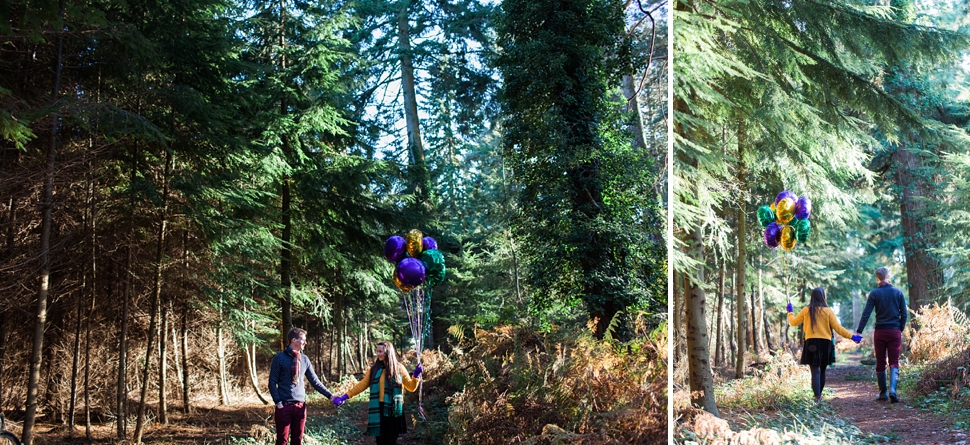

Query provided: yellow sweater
[346,362,419,401]
[787,306,854,340]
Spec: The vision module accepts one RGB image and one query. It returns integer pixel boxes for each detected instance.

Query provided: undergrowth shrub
[444,319,667,444]
[905,301,970,418]
[715,352,805,411]
[907,301,970,364]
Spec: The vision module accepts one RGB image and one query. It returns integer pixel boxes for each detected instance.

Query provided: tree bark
[621,74,648,152]
[181,307,191,413]
[278,0,294,342]
[672,270,681,361]
[734,118,748,380]
[892,145,942,314]
[336,293,344,376]
[134,147,172,444]
[85,152,97,440]
[398,0,430,205]
[159,301,169,424]
[217,323,230,405]
[69,273,84,438]
[180,232,191,414]
[750,288,759,356]
[714,261,725,368]
[686,225,718,416]
[245,341,270,404]
[117,240,132,440]
[24,3,64,442]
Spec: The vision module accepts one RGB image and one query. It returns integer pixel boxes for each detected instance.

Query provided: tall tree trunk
[0,309,7,413]
[757,254,767,352]
[69,275,84,438]
[180,231,191,414]
[672,270,682,361]
[686,225,718,416]
[24,3,64,442]
[217,323,230,405]
[734,118,748,380]
[714,261,725,368]
[85,145,97,440]
[763,299,775,351]
[398,0,430,204]
[728,298,735,366]
[893,145,941,314]
[134,147,172,444]
[621,74,648,152]
[278,0,293,341]
[750,288,759,356]
[336,293,344,377]
[245,342,270,404]
[159,300,169,424]
[181,307,191,414]
[118,239,132,440]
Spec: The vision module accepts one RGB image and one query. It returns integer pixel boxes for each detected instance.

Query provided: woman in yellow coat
[331,341,422,445]
[787,287,859,403]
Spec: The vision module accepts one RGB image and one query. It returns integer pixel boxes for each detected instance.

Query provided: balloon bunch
[383,229,446,421]
[758,190,812,251]
[383,229,447,291]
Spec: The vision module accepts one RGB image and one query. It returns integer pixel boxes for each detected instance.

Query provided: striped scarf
[367,363,403,437]
[291,350,301,384]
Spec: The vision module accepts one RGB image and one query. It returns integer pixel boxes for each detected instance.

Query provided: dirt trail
[825,351,968,445]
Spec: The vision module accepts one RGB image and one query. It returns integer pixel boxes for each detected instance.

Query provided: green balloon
[757,206,775,228]
[794,219,811,243]
[419,249,446,288]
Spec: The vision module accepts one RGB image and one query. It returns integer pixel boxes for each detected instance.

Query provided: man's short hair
[287,327,307,342]
[875,267,890,281]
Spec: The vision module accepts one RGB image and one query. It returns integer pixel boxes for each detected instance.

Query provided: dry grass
[443,321,667,445]
[906,302,970,404]
[906,301,970,364]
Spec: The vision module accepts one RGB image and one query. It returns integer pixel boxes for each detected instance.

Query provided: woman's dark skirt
[800,338,835,367]
[378,402,407,436]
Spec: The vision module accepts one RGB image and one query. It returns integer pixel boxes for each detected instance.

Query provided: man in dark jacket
[854,267,907,403]
[269,327,336,445]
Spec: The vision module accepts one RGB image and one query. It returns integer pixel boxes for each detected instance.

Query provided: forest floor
[825,350,969,445]
[18,394,437,444]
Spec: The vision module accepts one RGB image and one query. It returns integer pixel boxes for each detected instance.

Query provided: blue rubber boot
[889,368,900,403]
[876,371,888,401]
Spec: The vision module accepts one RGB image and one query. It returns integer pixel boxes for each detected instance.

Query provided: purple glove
[332,394,348,407]
[786,302,793,313]
[851,334,862,344]
[412,363,423,378]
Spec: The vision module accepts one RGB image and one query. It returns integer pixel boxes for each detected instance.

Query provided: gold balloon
[393,274,414,292]
[770,202,776,213]
[405,229,424,258]
[775,198,795,224]
[780,225,797,251]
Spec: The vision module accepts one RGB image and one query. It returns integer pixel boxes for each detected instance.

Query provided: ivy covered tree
[497,0,664,339]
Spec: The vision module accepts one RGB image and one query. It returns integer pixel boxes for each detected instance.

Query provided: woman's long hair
[808,287,828,330]
[375,341,399,382]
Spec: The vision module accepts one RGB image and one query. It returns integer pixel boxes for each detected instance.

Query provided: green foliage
[496,0,665,339]
[911,387,970,431]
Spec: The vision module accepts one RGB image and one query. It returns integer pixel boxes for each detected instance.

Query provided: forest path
[825,350,967,444]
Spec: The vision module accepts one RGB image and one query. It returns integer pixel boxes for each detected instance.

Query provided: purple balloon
[764,223,782,248]
[384,236,407,263]
[795,196,812,220]
[395,258,426,288]
[774,190,797,206]
[422,236,437,251]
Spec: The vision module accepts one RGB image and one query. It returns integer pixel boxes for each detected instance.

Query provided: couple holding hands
[268,327,424,445]
[787,267,907,404]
